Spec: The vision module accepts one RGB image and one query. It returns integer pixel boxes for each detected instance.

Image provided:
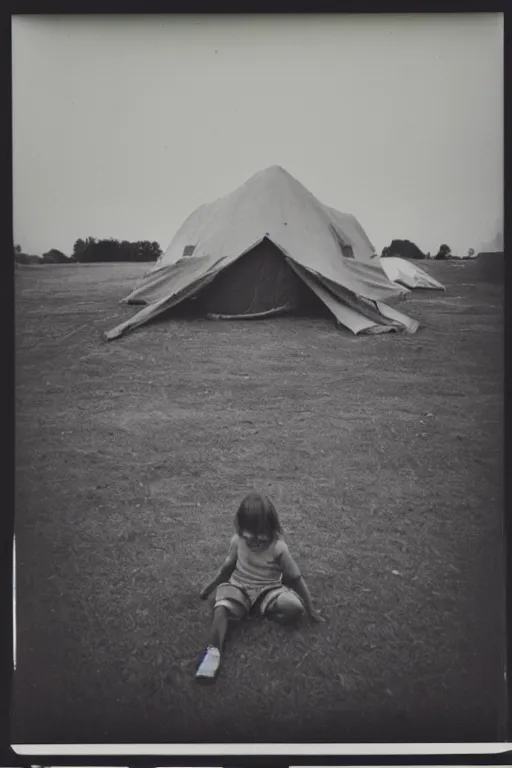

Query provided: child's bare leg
[196,601,244,683]
[210,605,230,651]
[266,591,305,625]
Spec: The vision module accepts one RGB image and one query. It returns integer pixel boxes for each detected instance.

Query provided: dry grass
[12,259,505,744]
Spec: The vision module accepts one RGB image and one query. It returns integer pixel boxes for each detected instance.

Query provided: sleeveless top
[226,533,301,589]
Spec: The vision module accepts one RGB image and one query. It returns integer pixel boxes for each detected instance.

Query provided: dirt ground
[12,258,505,745]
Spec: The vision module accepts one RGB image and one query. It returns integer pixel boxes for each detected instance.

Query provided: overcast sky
[12,13,503,258]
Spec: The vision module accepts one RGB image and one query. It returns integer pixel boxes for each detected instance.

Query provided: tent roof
[105,166,419,340]
[152,165,381,281]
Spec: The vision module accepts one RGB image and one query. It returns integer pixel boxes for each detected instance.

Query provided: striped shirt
[226,533,301,589]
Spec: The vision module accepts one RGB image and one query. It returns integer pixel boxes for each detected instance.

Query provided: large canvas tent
[105,166,420,340]
[379,256,445,291]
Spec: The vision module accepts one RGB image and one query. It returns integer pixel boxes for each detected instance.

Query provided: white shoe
[196,646,221,683]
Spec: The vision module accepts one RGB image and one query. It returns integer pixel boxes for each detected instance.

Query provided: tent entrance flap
[286,260,412,334]
[196,238,310,318]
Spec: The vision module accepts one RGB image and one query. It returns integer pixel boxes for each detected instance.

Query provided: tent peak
[257,164,293,179]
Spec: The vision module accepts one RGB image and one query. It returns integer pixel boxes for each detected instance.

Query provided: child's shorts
[214,581,298,619]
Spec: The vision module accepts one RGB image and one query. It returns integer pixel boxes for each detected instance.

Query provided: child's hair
[235,492,283,539]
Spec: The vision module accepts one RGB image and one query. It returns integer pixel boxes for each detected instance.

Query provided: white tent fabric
[379,256,445,291]
[105,166,420,340]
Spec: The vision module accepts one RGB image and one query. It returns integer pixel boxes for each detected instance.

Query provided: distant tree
[467,248,475,259]
[14,244,22,255]
[73,237,98,261]
[435,244,451,260]
[74,237,100,262]
[381,239,425,260]
[119,240,134,261]
[133,240,162,262]
[42,248,72,264]
[151,241,163,259]
[73,239,85,259]
[93,239,120,262]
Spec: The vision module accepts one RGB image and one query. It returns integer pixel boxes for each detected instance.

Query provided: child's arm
[278,542,324,622]
[288,575,323,622]
[200,536,238,599]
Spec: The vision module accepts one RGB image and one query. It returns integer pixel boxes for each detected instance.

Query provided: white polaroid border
[10,742,510,756]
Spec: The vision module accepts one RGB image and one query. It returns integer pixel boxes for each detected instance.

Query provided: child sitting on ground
[196,491,323,682]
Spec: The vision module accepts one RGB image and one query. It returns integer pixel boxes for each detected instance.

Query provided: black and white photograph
[11,11,505,752]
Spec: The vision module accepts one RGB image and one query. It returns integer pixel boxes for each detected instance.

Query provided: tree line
[15,236,476,266]
[14,238,163,264]
[381,240,476,261]
[381,240,476,260]
[72,238,162,263]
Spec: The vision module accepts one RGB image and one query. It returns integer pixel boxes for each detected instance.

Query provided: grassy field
[12,258,505,745]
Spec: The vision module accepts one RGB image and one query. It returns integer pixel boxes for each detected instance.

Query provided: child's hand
[309,608,325,623]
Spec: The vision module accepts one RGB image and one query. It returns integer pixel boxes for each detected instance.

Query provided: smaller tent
[379,257,445,291]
